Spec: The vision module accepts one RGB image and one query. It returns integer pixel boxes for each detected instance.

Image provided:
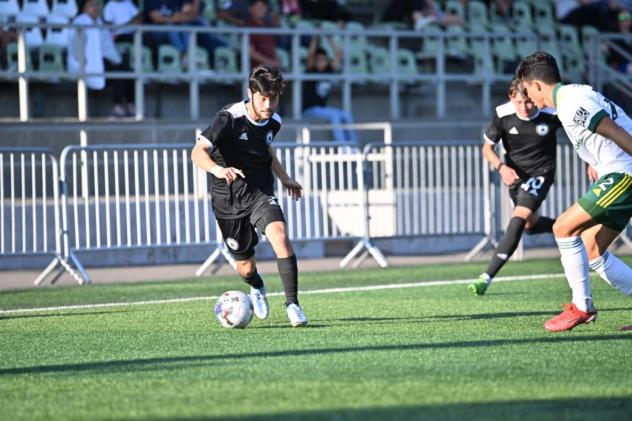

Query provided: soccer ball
[214,291,254,329]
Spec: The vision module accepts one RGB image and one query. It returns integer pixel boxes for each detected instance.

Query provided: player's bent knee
[236,260,256,278]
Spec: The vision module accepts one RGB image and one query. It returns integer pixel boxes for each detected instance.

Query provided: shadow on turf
[337,307,631,324]
[0,309,135,321]
[121,397,632,421]
[1,334,630,377]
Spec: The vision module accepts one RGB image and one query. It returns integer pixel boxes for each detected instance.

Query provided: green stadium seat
[276,47,290,71]
[347,46,368,76]
[346,21,367,50]
[533,2,555,31]
[512,2,534,30]
[203,0,215,22]
[444,0,465,21]
[214,46,238,73]
[6,42,33,71]
[38,44,64,72]
[417,24,443,59]
[558,24,582,57]
[397,48,418,76]
[470,36,493,75]
[492,24,516,73]
[158,44,182,73]
[515,32,538,59]
[194,47,209,70]
[369,47,389,75]
[124,45,154,72]
[467,1,489,31]
[581,25,600,57]
[446,25,468,58]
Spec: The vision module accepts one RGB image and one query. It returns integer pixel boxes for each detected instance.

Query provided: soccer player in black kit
[469,77,562,295]
[191,66,308,326]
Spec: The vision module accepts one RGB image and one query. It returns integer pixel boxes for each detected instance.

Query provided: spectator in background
[556,0,618,31]
[68,0,135,117]
[103,0,143,44]
[302,35,357,144]
[299,0,351,25]
[217,0,279,26]
[248,0,281,68]
[608,9,632,75]
[145,0,225,63]
[382,0,463,30]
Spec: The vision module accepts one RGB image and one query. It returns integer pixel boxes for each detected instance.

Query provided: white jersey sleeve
[555,84,632,177]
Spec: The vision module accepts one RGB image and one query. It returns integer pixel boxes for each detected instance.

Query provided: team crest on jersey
[226,238,239,251]
[265,130,274,145]
[573,107,590,126]
[536,124,549,136]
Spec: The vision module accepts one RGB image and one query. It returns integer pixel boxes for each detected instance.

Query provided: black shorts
[509,175,554,212]
[216,195,286,261]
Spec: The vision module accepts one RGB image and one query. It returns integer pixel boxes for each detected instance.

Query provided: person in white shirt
[517,51,632,332]
[68,0,135,117]
[103,0,142,43]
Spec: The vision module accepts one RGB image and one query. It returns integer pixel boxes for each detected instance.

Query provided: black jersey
[197,100,282,219]
[485,101,561,179]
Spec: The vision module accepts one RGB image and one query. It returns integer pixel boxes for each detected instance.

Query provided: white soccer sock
[556,236,593,311]
[589,252,632,295]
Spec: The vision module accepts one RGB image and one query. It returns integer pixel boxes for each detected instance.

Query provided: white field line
[0,273,566,315]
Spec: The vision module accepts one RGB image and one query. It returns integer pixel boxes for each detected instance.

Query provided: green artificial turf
[1,257,631,420]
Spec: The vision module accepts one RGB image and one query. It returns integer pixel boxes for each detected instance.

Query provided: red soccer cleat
[544,303,597,332]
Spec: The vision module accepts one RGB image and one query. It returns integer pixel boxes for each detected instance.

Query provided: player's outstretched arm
[269,146,302,200]
[191,143,244,184]
[482,142,520,187]
[596,117,632,156]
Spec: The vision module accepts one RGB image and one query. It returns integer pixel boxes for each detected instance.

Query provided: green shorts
[578,172,632,232]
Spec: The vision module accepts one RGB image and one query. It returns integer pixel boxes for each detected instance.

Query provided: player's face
[521,80,545,109]
[248,90,278,121]
[510,91,536,119]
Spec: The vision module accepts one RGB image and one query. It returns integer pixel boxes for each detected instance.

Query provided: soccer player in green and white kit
[516,52,632,332]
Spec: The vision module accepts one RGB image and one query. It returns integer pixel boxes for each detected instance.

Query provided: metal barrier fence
[4,138,632,285]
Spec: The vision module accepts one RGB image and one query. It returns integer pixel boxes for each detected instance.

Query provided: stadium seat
[581,25,600,57]
[276,47,289,71]
[214,46,238,73]
[515,32,538,59]
[491,23,516,74]
[38,43,64,71]
[467,1,489,32]
[558,24,583,58]
[446,25,468,58]
[417,24,443,59]
[346,21,367,51]
[45,14,69,47]
[202,0,215,22]
[16,13,44,48]
[298,46,308,71]
[512,2,534,30]
[347,46,368,76]
[21,0,49,18]
[0,0,20,22]
[533,2,555,31]
[397,48,418,76]
[319,20,341,59]
[51,0,77,19]
[157,44,182,73]
[6,42,33,71]
[368,46,389,75]
[193,46,209,70]
[444,0,465,22]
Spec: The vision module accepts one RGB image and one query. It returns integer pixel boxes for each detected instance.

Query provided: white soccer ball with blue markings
[214,291,254,329]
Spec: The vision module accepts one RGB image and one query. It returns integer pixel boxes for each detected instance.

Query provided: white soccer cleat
[286,303,308,327]
[250,286,269,320]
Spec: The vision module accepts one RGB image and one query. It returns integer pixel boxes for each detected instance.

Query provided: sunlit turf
[1,257,631,420]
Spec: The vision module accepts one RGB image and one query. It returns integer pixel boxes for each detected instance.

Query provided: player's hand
[211,166,245,185]
[587,165,599,182]
[282,178,302,201]
[499,165,520,187]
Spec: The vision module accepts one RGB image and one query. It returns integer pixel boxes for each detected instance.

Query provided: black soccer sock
[241,270,264,289]
[525,216,555,235]
[277,254,299,306]
[485,217,527,279]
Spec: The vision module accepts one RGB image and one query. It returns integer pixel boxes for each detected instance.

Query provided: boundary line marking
[0,273,566,315]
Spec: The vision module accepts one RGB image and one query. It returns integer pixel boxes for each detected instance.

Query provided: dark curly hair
[248,65,286,98]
